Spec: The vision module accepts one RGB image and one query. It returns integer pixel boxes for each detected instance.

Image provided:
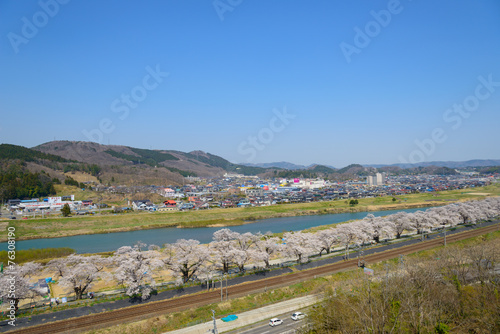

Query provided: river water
[3,207,428,253]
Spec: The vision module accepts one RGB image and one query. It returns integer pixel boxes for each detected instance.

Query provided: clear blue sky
[1,0,499,167]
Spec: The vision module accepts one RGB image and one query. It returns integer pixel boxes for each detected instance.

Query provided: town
[4,172,494,218]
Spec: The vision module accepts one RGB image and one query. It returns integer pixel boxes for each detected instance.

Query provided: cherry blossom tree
[387,211,413,238]
[455,202,481,225]
[335,222,363,259]
[162,239,210,283]
[210,228,240,273]
[254,233,281,268]
[233,248,259,272]
[0,262,45,312]
[370,216,396,243]
[231,231,259,272]
[427,207,460,228]
[48,254,110,299]
[315,228,339,255]
[282,231,314,263]
[113,245,162,300]
[233,231,259,252]
[407,211,433,235]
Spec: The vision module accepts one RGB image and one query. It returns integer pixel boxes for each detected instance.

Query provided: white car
[291,312,306,321]
[269,318,283,326]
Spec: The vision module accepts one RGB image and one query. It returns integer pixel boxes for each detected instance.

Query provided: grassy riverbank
[2,183,499,242]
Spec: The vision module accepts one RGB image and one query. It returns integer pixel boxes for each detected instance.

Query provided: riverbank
[3,184,499,242]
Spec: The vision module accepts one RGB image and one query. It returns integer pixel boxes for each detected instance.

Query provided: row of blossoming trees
[2,198,500,308]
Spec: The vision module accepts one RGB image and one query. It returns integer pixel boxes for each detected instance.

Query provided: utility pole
[444,228,447,246]
[211,310,218,334]
[219,276,223,302]
[225,274,228,301]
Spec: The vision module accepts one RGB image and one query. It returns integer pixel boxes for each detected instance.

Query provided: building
[376,173,386,185]
[132,200,152,210]
[245,188,264,197]
[367,173,386,186]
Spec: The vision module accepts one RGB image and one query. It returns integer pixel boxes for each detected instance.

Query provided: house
[237,199,252,207]
[245,188,264,197]
[179,203,194,210]
[159,187,176,197]
[163,200,177,206]
[157,206,177,212]
[132,200,151,211]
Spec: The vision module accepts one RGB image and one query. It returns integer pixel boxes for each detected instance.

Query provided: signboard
[293,178,300,183]
[48,197,62,204]
[364,267,374,275]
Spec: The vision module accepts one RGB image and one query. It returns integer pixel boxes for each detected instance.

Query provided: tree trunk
[75,288,84,300]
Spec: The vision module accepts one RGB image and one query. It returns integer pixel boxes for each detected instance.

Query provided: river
[3,207,428,253]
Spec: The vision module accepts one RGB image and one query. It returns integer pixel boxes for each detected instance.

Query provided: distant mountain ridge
[246,159,500,170]
[242,161,307,170]
[32,141,267,178]
[242,162,337,170]
[365,159,500,169]
[1,141,498,188]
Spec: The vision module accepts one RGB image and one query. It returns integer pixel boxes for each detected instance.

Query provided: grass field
[2,183,499,242]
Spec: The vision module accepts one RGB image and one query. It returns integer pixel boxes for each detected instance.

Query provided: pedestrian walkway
[164,294,321,334]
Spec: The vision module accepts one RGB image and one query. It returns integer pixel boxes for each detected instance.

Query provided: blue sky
[1,0,499,167]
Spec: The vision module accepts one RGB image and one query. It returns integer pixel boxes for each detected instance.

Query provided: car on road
[269,318,283,326]
[291,312,306,320]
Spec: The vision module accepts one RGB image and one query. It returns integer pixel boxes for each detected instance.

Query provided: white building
[376,173,386,185]
[367,173,386,186]
[292,179,326,189]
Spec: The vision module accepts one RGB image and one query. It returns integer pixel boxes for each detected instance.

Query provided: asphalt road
[225,315,307,334]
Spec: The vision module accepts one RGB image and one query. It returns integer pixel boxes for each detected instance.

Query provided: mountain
[2,141,496,188]
[242,161,307,170]
[365,159,500,169]
[0,143,73,164]
[307,164,337,173]
[31,141,268,183]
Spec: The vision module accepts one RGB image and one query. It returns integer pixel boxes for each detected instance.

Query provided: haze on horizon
[1,0,499,167]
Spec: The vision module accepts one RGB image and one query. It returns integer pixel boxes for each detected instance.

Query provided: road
[225,316,306,334]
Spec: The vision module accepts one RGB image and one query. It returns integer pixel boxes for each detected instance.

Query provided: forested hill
[0,144,73,163]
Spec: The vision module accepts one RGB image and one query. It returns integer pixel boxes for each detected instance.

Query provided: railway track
[7,223,499,334]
